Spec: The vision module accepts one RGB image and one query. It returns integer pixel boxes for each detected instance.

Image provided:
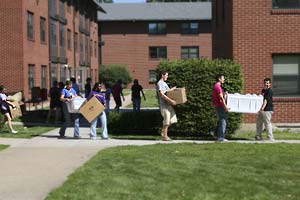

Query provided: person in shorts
[157,71,177,141]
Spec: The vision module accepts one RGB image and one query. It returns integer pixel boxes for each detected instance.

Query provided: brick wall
[0,0,23,93]
[213,0,300,123]
[100,20,212,89]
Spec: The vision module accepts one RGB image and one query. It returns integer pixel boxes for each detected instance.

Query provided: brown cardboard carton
[79,96,105,123]
[167,87,187,104]
[10,101,22,118]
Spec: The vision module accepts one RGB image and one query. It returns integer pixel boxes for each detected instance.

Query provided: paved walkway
[0,128,300,200]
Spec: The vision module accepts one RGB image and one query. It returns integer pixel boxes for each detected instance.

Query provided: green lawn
[0,125,55,138]
[126,89,159,108]
[0,144,9,151]
[46,143,300,200]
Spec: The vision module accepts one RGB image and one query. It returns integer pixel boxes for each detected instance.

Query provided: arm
[141,89,146,101]
[259,99,268,112]
[218,92,229,112]
[159,90,176,106]
[4,99,16,109]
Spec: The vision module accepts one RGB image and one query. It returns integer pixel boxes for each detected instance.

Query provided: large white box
[66,97,86,113]
[227,93,263,113]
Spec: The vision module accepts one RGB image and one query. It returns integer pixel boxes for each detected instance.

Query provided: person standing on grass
[255,78,275,141]
[87,82,108,140]
[112,79,125,112]
[0,85,18,134]
[58,80,81,138]
[211,74,230,142]
[157,71,177,141]
[131,79,146,112]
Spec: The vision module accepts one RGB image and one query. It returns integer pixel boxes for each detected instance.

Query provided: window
[59,0,65,19]
[28,64,35,89]
[272,0,300,9]
[27,11,34,40]
[149,47,167,59]
[41,65,47,89]
[74,32,78,52]
[60,64,67,83]
[50,64,57,86]
[67,29,71,50]
[148,23,166,34]
[272,55,300,96]
[181,46,199,59]
[59,23,65,48]
[40,17,46,43]
[149,70,157,84]
[181,22,199,34]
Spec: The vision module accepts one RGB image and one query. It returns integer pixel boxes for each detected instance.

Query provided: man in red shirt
[211,74,230,141]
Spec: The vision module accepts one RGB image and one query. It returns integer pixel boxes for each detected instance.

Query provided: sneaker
[266,137,275,142]
[11,130,18,134]
[90,137,97,140]
[255,135,262,141]
[218,138,228,142]
[162,136,172,141]
[101,137,109,140]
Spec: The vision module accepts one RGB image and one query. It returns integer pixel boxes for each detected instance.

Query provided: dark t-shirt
[262,88,273,111]
[131,84,143,99]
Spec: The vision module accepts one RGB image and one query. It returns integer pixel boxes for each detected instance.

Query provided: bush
[99,64,132,87]
[107,111,162,135]
[157,58,243,136]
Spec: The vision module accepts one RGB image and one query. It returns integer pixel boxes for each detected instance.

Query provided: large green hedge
[157,58,243,136]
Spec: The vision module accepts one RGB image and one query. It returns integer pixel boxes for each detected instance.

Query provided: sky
[113,0,145,3]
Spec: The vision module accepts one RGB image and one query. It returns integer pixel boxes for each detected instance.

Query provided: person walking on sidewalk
[58,80,81,138]
[255,78,275,141]
[0,85,18,134]
[211,74,230,142]
[131,79,146,112]
[157,71,177,141]
[87,82,108,140]
[112,79,125,112]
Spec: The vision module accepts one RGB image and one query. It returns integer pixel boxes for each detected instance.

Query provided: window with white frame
[272,55,300,96]
[149,70,157,84]
[181,46,199,59]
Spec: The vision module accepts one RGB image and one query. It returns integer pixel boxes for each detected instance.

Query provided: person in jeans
[58,80,80,138]
[211,74,230,142]
[157,71,177,141]
[256,78,275,141]
[87,82,108,140]
[131,79,146,112]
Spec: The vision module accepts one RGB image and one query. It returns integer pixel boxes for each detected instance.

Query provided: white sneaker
[11,130,18,134]
[90,137,97,140]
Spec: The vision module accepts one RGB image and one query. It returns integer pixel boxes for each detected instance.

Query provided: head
[52,81,58,87]
[70,77,76,83]
[160,71,169,81]
[86,77,91,83]
[92,82,102,92]
[58,82,64,89]
[264,78,272,89]
[65,80,72,89]
[133,79,138,85]
[0,85,7,93]
[215,74,225,84]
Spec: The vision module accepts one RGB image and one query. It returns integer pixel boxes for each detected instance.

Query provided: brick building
[0,0,103,100]
[98,2,212,88]
[213,0,300,123]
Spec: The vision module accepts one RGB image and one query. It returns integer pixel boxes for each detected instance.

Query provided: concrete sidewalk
[1,128,300,200]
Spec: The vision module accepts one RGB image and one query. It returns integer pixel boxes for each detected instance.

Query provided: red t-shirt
[212,82,223,107]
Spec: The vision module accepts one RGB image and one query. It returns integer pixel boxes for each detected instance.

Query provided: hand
[170,99,176,106]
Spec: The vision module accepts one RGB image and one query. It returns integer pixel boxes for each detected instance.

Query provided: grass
[46,143,300,200]
[126,89,159,108]
[0,144,9,151]
[0,125,55,138]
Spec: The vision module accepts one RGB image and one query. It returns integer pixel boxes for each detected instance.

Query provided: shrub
[157,58,243,136]
[107,111,162,135]
[99,64,132,87]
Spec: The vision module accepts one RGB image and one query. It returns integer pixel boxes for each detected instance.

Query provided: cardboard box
[167,87,187,104]
[227,93,263,113]
[66,97,86,113]
[10,101,22,118]
[79,96,105,123]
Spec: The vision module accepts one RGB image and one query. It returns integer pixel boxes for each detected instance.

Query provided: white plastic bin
[227,93,263,113]
[66,97,86,113]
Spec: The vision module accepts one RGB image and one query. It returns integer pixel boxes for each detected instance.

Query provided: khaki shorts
[160,105,177,126]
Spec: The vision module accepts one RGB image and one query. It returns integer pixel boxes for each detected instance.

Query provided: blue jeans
[215,106,227,140]
[90,111,108,138]
[59,102,80,137]
[132,98,141,111]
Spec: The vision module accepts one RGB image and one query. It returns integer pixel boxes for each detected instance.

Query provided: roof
[93,0,106,13]
[97,2,211,21]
